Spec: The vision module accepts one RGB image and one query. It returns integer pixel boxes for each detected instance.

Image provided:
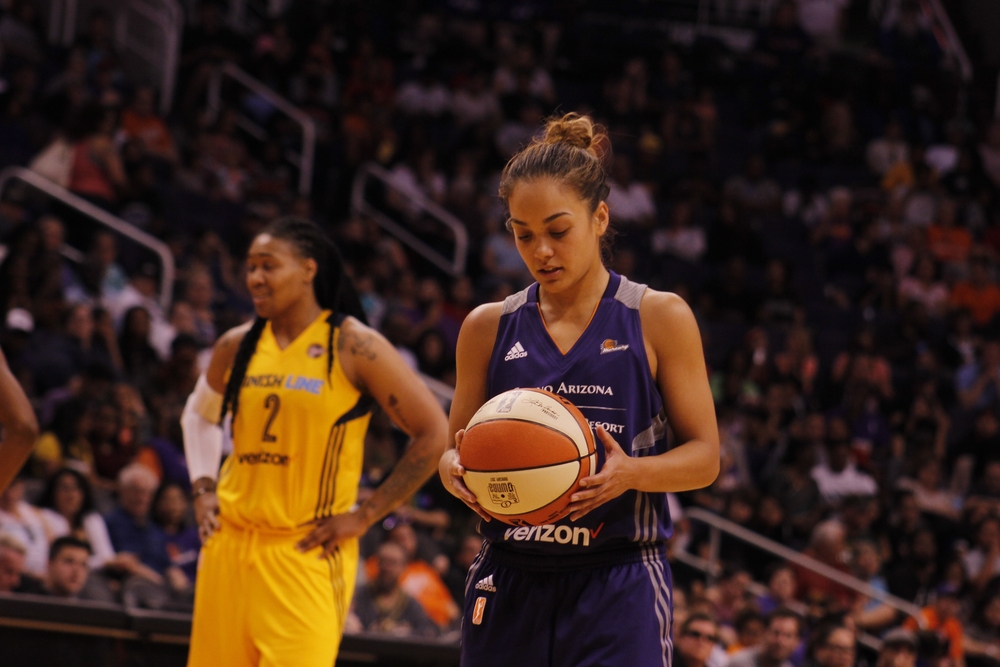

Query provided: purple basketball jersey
[480,271,673,555]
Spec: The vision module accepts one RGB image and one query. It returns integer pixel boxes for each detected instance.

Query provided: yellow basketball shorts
[187,519,358,667]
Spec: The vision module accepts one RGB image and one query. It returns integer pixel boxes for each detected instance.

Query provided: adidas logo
[474,574,497,593]
[504,342,528,361]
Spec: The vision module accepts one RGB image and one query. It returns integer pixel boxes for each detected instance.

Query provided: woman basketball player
[183,217,448,667]
[440,114,720,667]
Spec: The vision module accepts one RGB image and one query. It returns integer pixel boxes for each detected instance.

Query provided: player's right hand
[194,490,221,543]
[439,430,490,522]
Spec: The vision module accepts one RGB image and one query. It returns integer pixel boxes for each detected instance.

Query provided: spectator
[964,587,1000,664]
[727,608,804,667]
[451,68,501,129]
[961,516,1000,593]
[875,628,918,667]
[950,253,1000,331]
[675,612,723,667]
[897,255,949,321]
[886,527,940,605]
[806,623,856,667]
[31,399,93,478]
[0,472,50,577]
[926,199,972,268]
[35,468,115,569]
[367,520,459,630]
[607,154,656,230]
[903,584,965,667]
[653,199,706,263]
[896,457,962,523]
[119,84,178,165]
[956,341,1000,413]
[758,564,799,616]
[443,532,483,606]
[795,520,857,610]
[64,102,125,210]
[0,531,44,593]
[797,0,849,47]
[729,608,767,655]
[350,541,438,638]
[103,463,170,583]
[395,66,451,118]
[151,481,198,591]
[43,536,92,598]
[811,430,878,506]
[724,155,782,215]
[867,119,910,178]
[118,306,160,389]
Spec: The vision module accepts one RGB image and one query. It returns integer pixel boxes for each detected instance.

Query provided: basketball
[459,388,598,526]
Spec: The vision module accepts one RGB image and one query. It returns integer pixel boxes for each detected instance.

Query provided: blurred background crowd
[0,0,999,664]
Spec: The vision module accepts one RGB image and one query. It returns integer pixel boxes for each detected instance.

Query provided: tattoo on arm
[386,394,412,431]
[338,331,378,361]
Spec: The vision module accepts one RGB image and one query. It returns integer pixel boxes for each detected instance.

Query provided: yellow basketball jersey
[217,311,372,532]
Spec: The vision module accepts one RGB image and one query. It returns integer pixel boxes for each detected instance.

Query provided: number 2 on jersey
[262,394,280,442]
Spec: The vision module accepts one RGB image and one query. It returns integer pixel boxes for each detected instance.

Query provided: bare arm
[0,347,39,493]
[568,291,719,519]
[297,318,449,556]
[437,303,502,520]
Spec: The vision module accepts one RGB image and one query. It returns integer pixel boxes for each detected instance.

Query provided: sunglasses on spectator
[684,630,718,642]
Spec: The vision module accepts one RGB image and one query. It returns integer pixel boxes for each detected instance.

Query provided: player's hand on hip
[193,491,220,543]
[298,510,369,558]
[440,430,491,522]
[568,426,635,521]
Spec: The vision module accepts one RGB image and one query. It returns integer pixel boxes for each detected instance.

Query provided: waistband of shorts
[482,541,667,572]
[219,516,311,544]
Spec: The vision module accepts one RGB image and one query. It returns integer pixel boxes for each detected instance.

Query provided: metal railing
[920,0,973,82]
[0,167,175,311]
[684,507,926,629]
[206,63,317,196]
[350,162,469,278]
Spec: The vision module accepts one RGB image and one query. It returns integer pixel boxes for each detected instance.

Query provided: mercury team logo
[306,344,324,358]
[600,339,630,354]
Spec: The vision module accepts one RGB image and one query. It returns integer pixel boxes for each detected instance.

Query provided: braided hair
[219,216,367,425]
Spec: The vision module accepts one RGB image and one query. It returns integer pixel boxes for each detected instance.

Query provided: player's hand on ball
[297,510,370,558]
[568,426,635,521]
[439,430,490,522]
[193,490,220,543]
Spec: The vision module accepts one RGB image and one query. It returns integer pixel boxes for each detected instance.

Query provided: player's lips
[537,267,562,276]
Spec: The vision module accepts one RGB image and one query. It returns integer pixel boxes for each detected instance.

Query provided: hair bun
[543,113,596,151]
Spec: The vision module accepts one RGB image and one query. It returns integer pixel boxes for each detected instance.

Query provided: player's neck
[269,300,324,348]
[537,264,609,321]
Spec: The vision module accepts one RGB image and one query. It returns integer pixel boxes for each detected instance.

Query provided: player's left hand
[297,509,370,558]
[567,426,635,521]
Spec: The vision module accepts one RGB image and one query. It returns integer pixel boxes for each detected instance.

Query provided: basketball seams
[467,387,593,458]
[463,418,582,468]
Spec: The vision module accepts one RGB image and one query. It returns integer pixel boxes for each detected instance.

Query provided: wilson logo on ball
[460,387,598,526]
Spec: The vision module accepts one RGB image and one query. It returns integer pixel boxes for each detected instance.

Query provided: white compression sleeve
[182,375,224,483]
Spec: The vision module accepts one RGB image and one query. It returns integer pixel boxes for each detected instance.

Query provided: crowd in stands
[0,0,999,662]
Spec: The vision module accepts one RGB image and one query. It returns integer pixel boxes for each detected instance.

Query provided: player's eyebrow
[509,212,570,226]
